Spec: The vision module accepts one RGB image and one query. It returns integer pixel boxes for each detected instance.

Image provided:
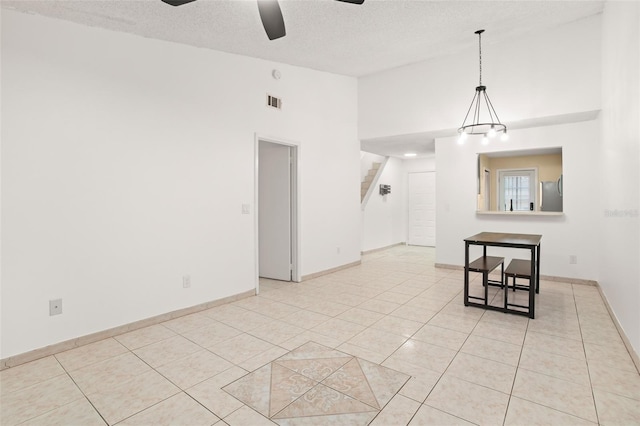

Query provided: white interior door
[408,172,436,247]
[259,141,291,281]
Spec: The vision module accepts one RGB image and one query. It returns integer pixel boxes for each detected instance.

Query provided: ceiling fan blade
[257,0,286,40]
[161,0,197,6]
[335,0,365,4]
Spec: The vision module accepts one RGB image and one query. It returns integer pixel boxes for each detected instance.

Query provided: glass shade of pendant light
[458,131,468,144]
[457,30,507,144]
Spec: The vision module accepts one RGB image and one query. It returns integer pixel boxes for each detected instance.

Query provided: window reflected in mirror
[477,148,563,212]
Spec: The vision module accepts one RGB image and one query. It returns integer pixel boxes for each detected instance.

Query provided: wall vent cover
[267,94,282,110]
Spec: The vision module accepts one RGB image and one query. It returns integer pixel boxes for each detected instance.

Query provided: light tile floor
[2,246,640,425]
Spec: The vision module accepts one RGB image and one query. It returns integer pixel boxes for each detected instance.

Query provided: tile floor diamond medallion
[223,341,410,425]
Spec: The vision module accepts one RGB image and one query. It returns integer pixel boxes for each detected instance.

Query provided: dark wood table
[464,232,541,318]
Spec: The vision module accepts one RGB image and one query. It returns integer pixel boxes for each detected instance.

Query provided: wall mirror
[477,148,563,212]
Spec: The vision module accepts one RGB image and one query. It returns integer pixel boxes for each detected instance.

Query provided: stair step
[361,161,383,204]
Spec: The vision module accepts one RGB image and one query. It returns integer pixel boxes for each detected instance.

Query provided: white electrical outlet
[49,299,62,316]
[569,255,578,264]
[337,246,341,254]
[242,204,251,214]
[183,275,191,288]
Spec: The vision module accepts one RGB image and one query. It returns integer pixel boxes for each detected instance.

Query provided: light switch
[242,204,251,214]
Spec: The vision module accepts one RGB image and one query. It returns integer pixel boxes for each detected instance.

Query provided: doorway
[256,138,299,289]
[408,172,436,247]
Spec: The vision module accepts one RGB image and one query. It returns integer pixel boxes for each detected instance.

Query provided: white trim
[1,289,256,370]
[476,211,564,216]
[254,134,302,294]
[301,260,361,281]
[484,168,491,211]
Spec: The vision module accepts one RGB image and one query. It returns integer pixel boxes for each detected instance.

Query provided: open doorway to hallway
[256,138,299,288]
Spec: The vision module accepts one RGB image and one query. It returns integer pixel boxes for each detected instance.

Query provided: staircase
[361,162,381,202]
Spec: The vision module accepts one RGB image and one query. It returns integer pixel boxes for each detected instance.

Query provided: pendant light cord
[478,30,482,86]
[458,29,507,137]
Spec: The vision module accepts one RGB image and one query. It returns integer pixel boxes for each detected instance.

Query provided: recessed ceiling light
[404,153,417,157]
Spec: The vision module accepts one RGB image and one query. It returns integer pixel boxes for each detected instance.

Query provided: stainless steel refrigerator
[540,176,563,212]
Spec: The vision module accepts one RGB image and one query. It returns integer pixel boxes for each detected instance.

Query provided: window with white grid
[498,169,536,211]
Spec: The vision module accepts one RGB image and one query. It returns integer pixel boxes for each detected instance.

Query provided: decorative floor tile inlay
[223,341,410,424]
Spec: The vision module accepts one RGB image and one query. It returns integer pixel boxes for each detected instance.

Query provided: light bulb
[488,126,497,138]
[501,131,509,142]
[481,134,489,145]
[458,131,467,145]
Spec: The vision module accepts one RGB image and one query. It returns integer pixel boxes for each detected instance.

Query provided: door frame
[254,134,301,295]
[484,169,491,211]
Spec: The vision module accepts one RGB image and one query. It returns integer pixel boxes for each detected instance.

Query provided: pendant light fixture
[458,30,508,144]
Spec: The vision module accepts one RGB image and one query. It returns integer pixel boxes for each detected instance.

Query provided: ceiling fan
[161,0,364,41]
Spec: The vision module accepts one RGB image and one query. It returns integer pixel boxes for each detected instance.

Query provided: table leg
[501,261,507,311]
[529,246,536,319]
[536,242,541,294]
[504,273,509,309]
[464,242,470,306]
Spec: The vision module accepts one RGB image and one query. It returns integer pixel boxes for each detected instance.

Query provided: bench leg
[483,272,489,306]
[504,273,509,310]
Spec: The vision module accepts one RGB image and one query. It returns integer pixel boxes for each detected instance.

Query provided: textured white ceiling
[2,0,604,157]
[3,0,603,77]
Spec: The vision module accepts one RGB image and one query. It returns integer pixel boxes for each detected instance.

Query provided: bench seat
[465,256,504,307]
[505,258,534,293]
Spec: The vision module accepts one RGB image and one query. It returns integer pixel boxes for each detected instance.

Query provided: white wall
[362,157,405,251]
[404,156,436,174]
[361,156,436,252]
[1,11,360,358]
[599,1,640,354]
[358,6,640,358]
[359,14,601,139]
[436,120,600,280]
[358,13,603,278]
[359,14,603,279]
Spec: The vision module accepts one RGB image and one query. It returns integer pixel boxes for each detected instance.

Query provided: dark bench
[504,259,540,292]
[466,256,504,306]
[504,258,540,311]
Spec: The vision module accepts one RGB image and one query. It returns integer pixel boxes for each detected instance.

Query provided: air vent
[267,94,282,110]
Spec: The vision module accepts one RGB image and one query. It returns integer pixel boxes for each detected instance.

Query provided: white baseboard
[301,260,362,281]
[361,242,406,255]
[0,289,255,370]
[596,283,640,374]
[435,263,596,285]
